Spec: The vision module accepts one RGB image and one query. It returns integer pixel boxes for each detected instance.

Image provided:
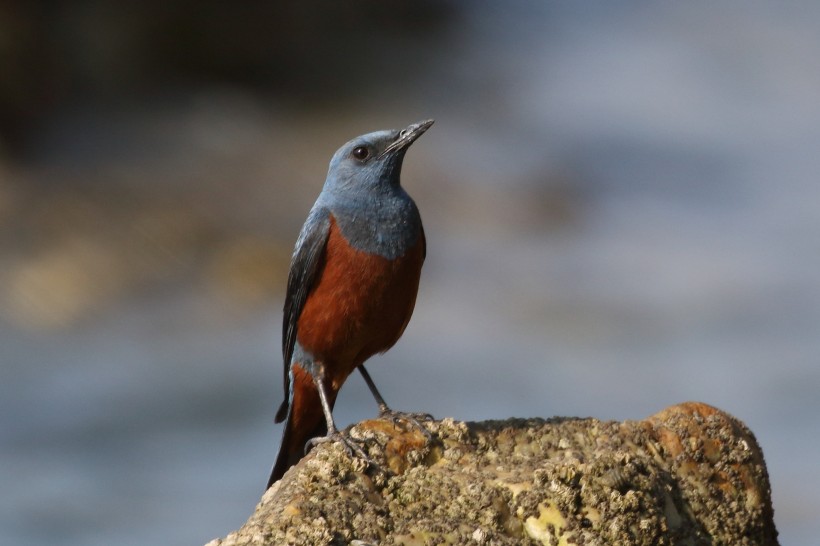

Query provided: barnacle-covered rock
[207,402,778,545]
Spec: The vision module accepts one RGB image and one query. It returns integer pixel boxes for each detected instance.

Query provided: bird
[267,120,434,488]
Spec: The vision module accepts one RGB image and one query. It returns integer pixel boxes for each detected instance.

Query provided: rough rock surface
[207,402,778,545]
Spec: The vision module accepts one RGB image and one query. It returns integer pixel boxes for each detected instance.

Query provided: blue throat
[317,186,422,260]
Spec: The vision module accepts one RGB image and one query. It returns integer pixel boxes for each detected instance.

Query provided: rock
[207,402,778,545]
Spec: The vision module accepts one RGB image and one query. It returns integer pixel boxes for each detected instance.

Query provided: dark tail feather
[266,370,330,489]
[274,399,288,423]
[267,413,327,488]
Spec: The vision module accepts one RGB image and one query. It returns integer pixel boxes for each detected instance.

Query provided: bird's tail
[267,366,331,488]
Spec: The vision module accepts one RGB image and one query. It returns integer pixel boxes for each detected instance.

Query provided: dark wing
[275,207,331,423]
[419,221,426,260]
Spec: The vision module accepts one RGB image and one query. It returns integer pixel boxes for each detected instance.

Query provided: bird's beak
[379,119,434,158]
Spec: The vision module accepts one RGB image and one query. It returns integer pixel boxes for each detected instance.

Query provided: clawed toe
[305,430,376,467]
[378,408,435,439]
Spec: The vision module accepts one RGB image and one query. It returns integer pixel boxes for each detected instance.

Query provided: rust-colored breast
[296,214,424,390]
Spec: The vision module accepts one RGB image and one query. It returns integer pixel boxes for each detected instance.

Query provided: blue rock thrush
[267,120,434,487]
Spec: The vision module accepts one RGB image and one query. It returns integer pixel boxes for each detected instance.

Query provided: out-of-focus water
[2,3,819,545]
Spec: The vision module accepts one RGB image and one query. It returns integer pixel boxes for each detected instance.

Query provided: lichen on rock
[207,402,778,546]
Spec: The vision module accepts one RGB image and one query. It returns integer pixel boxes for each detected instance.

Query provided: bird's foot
[378,407,435,440]
[305,429,376,468]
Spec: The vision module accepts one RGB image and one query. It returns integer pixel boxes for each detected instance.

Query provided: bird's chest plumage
[295,213,424,385]
[328,192,422,260]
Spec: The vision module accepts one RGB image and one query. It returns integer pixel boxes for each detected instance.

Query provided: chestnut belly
[295,216,424,390]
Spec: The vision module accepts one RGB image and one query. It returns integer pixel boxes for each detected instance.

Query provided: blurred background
[1,1,817,544]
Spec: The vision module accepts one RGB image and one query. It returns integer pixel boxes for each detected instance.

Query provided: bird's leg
[357,364,390,415]
[358,365,434,437]
[314,366,340,435]
[304,363,374,466]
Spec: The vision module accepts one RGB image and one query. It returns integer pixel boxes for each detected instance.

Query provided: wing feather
[275,207,331,422]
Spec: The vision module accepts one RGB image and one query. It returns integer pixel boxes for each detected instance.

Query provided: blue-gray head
[323,120,434,196]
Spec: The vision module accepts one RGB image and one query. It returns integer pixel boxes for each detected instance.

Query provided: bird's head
[323,119,434,196]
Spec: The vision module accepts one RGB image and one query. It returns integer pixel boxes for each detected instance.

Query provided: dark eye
[352,146,370,161]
